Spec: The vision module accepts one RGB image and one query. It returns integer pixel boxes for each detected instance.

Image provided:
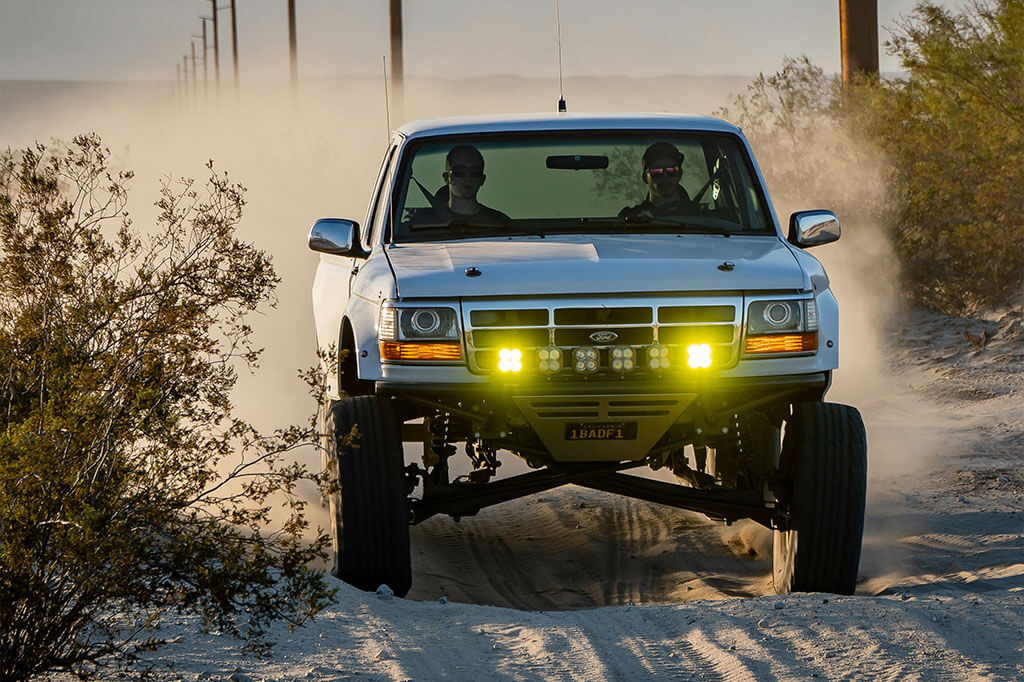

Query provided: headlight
[379,303,462,362]
[744,299,818,354]
[746,299,817,334]
[379,303,459,341]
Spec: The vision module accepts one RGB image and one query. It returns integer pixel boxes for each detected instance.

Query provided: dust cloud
[1,73,747,428]
[755,123,984,589]
[750,118,951,476]
[0,73,747,556]
[1,73,939,597]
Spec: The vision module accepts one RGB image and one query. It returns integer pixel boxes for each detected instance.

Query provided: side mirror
[788,210,840,248]
[308,218,368,258]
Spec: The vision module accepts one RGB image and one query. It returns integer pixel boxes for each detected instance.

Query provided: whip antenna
[382,55,392,142]
[555,0,566,112]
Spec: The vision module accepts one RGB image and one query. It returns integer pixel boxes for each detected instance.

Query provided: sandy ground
[88,306,1023,681]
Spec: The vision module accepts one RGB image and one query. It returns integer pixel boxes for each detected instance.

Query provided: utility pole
[195,20,208,99]
[190,41,198,99]
[183,55,190,105]
[230,0,239,92]
[389,0,404,119]
[211,0,220,90]
[288,0,298,93]
[839,0,879,94]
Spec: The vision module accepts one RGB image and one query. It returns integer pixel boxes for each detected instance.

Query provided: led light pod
[647,343,670,370]
[538,345,563,373]
[687,343,713,369]
[609,346,636,374]
[573,346,600,374]
[497,348,523,373]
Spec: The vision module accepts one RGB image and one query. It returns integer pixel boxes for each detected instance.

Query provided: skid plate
[512,393,694,461]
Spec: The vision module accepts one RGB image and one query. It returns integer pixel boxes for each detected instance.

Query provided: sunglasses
[447,167,484,179]
[646,166,681,177]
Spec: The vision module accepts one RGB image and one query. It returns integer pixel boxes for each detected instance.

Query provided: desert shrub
[0,135,333,680]
[716,1,1023,315]
[872,0,1023,314]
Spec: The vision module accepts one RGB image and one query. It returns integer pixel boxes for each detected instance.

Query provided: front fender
[314,248,396,399]
[346,251,396,392]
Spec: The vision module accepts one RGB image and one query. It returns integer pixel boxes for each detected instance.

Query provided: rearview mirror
[308,218,368,257]
[788,210,840,248]
[546,155,609,170]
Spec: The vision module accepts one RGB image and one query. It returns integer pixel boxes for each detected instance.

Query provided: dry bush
[873,0,1023,314]
[0,135,333,679]
[715,0,1023,316]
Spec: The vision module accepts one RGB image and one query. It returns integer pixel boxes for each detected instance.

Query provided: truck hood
[386,234,806,298]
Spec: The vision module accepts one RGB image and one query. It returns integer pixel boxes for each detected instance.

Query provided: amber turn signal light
[744,332,818,354]
[381,342,463,361]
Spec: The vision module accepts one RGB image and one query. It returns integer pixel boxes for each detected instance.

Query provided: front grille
[553,327,654,346]
[554,307,652,325]
[659,305,734,323]
[472,328,551,348]
[462,296,740,376]
[658,324,735,345]
[470,309,548,327]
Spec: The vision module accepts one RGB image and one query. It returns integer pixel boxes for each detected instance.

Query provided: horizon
[0,69,913,85]
[1,0,947,83]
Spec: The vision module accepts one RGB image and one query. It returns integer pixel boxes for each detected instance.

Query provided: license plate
[564,422,638,441]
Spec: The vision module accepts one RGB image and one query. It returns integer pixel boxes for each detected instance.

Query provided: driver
[417,144,511,226]
[618,141,696,219]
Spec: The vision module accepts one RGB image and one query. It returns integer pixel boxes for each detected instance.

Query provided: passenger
[418,144,511,226]
[619,141,696,219]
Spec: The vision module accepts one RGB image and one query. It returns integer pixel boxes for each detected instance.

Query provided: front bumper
[377,372,830,403]
[379,372,829,462]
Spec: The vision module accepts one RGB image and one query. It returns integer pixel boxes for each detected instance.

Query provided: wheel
[772,401,867,595]
[323,396,411,596]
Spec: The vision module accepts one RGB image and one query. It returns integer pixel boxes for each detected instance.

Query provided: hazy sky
[1,0,948,82]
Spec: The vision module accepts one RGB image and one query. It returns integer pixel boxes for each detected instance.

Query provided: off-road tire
[323,396,411,596]
[773,401,867,595]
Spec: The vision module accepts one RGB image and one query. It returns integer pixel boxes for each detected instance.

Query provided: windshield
[389,132,772,243]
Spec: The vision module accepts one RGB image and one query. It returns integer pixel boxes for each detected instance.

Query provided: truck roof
[396,112,740,140]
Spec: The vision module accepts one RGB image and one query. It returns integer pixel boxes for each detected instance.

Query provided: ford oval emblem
[590,331,618,343]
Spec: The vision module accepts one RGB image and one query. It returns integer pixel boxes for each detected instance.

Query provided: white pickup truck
[309,113,867,598]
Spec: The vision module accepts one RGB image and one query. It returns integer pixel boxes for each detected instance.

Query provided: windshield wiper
[622,215,733,236]
[410,219,546,238]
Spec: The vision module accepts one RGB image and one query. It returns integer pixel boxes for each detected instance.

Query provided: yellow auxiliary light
[687,343,713,369]
[497,348,523,373]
